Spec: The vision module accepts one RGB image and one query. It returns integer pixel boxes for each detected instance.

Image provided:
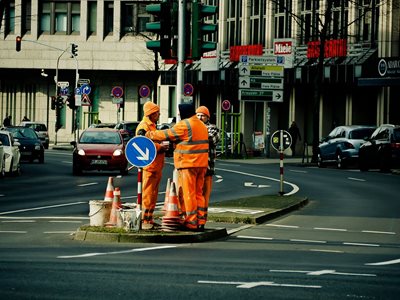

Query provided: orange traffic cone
[161,182,181,231]
[162,178,171,212]
[106,187,122,226]
[104,177,114,202]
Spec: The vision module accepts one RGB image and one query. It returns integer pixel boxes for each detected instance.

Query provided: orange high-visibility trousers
[200,175,213,225]
[142,168,163,224]
[178,167,207,229]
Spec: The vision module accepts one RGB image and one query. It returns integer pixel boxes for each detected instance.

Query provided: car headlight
[113,149,123,156]
[77,149,86,156]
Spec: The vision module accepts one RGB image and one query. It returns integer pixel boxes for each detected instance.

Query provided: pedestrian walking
[288,121,301,156]
[196,106,220,230]
[3,115,12,127]
[136,101,169,230]
[145,103,209,231]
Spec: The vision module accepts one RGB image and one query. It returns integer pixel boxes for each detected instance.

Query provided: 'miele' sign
[307,39,347,59]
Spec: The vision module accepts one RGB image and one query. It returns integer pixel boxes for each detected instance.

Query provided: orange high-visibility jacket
[136,116,165,172]
[146,116,209,169]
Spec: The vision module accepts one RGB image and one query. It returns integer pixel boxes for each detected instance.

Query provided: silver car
[0,130,21,176]
[318,125,376,168]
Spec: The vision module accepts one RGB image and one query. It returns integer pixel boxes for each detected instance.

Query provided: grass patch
[212,194,303,209]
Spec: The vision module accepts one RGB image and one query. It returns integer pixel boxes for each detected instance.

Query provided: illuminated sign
[307,39,347,59]
[230,44,263,62]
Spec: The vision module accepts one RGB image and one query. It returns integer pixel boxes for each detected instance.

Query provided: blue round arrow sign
[125,136,156,168]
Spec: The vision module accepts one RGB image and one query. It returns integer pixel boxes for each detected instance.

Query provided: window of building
[331,0,348,39]
[3,0,15,35]
[227,0,242,47]
[22,0,32,34]
[121,2,149,36]
[250,0,262,45]
[104,1,114,36]
[357,0,380,45]
[300,0,319,45]
[88,1,97,35]
[39,1,81,35]
[274,0,292,39]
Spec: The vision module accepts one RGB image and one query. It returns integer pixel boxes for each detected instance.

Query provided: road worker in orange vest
[136,101,169,230]
[145,103,209,231]
[196,106,221,229]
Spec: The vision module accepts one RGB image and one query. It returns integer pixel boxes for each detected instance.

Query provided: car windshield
[393,128,400,142]
[80,131,122,144]
[0,133,10,146]
[25,123,47,131]
[349,128,375,140]
[8,128,37,139]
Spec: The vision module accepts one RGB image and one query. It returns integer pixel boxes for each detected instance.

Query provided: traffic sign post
[270,130,292,195]
[125,136,157,231]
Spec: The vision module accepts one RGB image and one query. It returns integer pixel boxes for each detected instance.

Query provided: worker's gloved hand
[137,129,146,136]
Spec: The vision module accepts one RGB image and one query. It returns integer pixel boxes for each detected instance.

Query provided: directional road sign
[239,76,284,90]
[239,89,283,102]
[240,55,284,65]
[125,136,156,168]
[239,65,284,77]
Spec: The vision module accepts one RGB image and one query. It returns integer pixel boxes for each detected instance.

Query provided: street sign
[271,130,292,151]
[112,97,124,104]
[239,65,284,77]
[139,85,151,98]
[57,81,69,88]
[111,86,124,98]
[78,78,90,85]
[81,84,91,95]
[81,94,91,106]
[183,83,194,96]
[240,55,284,65]
[60,87,69,96]
[125,136,156,168]
[239,76,284,90]
[222,99,231,111]
[239,89,283,102]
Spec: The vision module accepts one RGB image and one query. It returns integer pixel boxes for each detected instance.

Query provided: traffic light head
[191,1,218,60]
[71,43,78,57]
[51,96,57,110]
[56,96,65,109]
[16,36,22,52]
[145,1,173,59]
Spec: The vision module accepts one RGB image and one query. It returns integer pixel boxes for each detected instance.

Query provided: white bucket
[88,200,112,226]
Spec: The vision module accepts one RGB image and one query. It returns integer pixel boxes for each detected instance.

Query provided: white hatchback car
[0,130,21,176]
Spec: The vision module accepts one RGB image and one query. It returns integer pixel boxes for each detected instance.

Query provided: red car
[71,128,129,175]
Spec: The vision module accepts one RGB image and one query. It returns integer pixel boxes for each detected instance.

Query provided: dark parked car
[71,128,129,175]
[317,125,376,168]
[4,126,44,163]
[114,121,140,142]
[359,124,400,172]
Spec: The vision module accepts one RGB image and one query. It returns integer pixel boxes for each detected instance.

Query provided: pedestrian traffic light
[191,0,218,60]
[71,43,78,57]
[16,36,22,52]
[66,94,75,109]
[145,0,172,59]
[51,96,56,110]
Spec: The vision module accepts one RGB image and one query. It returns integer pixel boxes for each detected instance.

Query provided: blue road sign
[81,84,91,95]
[125,136,156,168]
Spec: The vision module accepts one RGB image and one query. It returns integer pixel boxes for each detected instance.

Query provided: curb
[73,197,308,244]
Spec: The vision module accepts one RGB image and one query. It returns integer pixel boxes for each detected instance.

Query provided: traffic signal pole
[176,0,186,122]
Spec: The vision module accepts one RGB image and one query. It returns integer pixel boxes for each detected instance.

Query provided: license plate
[91,159,107,165]
[21,151,32,156]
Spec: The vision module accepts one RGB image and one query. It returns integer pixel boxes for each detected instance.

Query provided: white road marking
[215,175,223,183]
[198,280,321,289]
[62,161,72,164]
[310,249,344,253]
[289,169,307,173]
[216,167,299,196]
[226,224,254,235]
[314,227,347,232]
[265,224,299,228]
[57,245,178,259]
[48,220,83,223]
[244,182,270,188]
[0,216,88,220]
[78,182,98,187]
[365,258,400,266]
[290,239,326,244]
[0,194,5,197]
[44,231,75,234]
[347,177,366,182]
[270,269,376,277]
[0,230,27,234]
[0,202,86,215]
[343,242,379,247]
[1,220,36,223]
[362,230,395,235]
[237,235,273,241]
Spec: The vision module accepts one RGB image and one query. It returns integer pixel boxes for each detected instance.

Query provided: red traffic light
[16,36,22,52]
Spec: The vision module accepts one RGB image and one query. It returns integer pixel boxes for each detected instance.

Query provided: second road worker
[136,101,169,230]
[145,103,209,231]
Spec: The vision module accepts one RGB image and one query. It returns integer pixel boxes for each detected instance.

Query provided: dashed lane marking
[198,280,322,289]
[348,177,366,182]
[365,258,400,266]
[314,227,347,232]
[77,182,98,187]
[0,230,27,234]
[0,202,86,215]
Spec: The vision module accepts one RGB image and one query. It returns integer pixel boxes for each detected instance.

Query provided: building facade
[1,0,399,157]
